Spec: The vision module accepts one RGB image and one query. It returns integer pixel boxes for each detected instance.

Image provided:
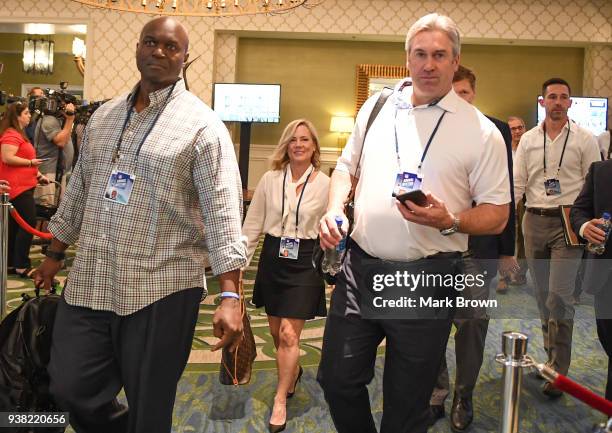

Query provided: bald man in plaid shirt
[34,17,246,433]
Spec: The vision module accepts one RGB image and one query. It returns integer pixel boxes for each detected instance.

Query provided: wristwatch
[45,249,66,261]
[439,216,460,236]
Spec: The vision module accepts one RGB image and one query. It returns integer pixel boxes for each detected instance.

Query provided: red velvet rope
[9,207,53,240]
[553,374,612,416]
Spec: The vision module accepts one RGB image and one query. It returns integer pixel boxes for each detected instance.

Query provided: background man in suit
[428,65,516,432]
[505,116,529,286]
[570,159,612,401]
[598,129,611,160]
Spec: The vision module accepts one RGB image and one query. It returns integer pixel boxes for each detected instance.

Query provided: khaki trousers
[522,211,583,375]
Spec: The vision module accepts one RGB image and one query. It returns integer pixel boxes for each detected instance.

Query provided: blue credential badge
[544,178,561,196]
[279,236,300,260]
[104,170,136,205]
[393,171,422,196]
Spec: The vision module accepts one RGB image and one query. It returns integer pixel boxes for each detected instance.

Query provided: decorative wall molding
[584,45,612,129]
[3,0,610,102]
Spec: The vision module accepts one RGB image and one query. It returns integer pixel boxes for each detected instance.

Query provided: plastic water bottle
[322,216,346,276]
[587,212,612,255]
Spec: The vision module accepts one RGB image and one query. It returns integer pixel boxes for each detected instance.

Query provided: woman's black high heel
[268,422,286,433]
[286,365,303,399]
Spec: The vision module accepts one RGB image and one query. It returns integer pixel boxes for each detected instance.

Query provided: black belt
[526,207,561,217]
[349,238,461,262]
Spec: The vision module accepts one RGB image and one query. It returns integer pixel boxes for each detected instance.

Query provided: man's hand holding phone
[395,190,428,207]
[396,191,456,230]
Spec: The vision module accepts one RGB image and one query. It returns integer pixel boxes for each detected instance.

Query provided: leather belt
[526,207,561,217]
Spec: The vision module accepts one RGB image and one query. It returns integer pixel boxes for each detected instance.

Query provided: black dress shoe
[426,404,445,427]
[542,381,563,398]
[450,394,473,432]
[286,365,303,399]
[268,422,286,433]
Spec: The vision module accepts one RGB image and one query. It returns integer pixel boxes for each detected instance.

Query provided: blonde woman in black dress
[243,119,329,432]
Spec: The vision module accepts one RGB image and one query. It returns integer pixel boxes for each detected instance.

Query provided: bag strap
[348,87,394,199]
[221,277,246,386]
[33,117,43,153]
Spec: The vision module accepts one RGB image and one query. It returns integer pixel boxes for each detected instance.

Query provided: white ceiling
[0,23,87,35]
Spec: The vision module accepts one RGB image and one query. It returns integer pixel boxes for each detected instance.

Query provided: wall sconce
[22,38,54,75]
[72,37,86,77]
[330,115,354,147]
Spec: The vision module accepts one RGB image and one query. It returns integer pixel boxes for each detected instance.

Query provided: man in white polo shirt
[514,77,600,398]
[316,13,510,433]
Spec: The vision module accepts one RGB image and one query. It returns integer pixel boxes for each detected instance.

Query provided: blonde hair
[270,119,321,171]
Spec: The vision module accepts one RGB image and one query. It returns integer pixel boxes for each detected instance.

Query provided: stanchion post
[0,192,9,320]
[496,331,529,433]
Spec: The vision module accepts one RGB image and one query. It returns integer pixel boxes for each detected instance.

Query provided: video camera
[0,91,24,106]
[28,82,79,117]
[74,99,108,126]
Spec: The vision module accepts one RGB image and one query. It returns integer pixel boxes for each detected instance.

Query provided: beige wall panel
[236,38,584,150]
[1,0,609,102]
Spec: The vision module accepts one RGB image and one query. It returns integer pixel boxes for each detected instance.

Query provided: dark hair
[0,101,29,140]
[542,78,571,97]
[453,65,476,90]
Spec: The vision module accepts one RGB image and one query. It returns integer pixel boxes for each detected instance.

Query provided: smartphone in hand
[395,190,428,207]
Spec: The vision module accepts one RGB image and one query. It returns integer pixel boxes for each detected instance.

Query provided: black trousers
[8,188,36,269]
[48,287,203,433]
[596,318,612,401]
[432,257,492,404]
[595,275,612,401]
[317,242,456,433]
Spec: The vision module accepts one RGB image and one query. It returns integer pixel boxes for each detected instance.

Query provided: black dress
[252,234,327,319]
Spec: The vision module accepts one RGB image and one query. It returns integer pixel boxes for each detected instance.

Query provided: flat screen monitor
[213,83,281,123]
[537,96,608,136]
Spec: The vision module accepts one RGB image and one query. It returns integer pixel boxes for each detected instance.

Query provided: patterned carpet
[6,242,610,433]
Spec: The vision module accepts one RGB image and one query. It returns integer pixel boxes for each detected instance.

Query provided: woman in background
[0,101,48,278]
[243,119,329,433]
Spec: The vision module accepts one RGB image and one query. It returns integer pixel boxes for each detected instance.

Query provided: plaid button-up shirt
[49,79,247,315]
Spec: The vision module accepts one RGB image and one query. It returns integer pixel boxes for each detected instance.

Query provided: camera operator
[33,97,76,208]
[25,87,44,143]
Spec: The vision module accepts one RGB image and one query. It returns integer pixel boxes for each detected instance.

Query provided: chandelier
[22,38,54,75]
[70,0,317,17]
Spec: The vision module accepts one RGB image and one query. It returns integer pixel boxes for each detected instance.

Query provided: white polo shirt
[513,120,600,209]
[335,79,510,261]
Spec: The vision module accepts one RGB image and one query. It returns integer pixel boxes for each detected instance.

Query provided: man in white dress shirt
[317,13,510,433]
[513,77,600,398]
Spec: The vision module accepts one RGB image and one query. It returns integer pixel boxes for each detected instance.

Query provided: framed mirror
[355,64,409,114]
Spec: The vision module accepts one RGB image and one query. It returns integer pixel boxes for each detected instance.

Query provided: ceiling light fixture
[70,0,318,17]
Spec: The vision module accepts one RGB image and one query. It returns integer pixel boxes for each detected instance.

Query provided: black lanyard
[394,105,447,175]
[543,120,570,179]
[112,81,177,163]
[281,167,313,237]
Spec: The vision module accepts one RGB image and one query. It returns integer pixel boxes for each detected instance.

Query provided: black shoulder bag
[313,87,394,284]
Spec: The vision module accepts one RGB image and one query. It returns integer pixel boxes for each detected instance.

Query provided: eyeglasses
[510,126,525,132]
